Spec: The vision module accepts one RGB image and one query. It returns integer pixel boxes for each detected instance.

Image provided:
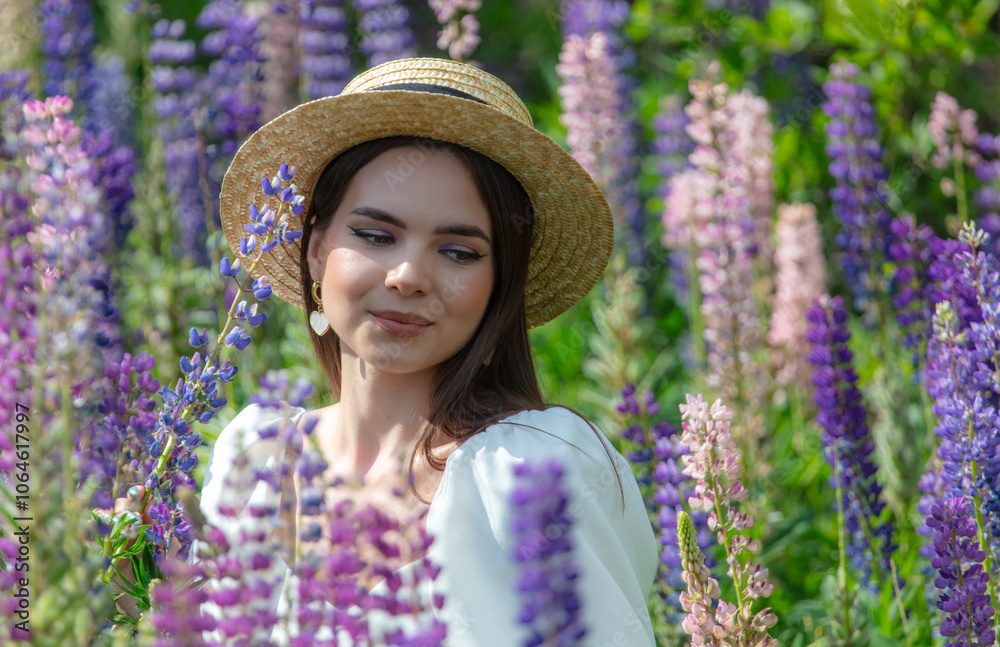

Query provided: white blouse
[195,403,659,646]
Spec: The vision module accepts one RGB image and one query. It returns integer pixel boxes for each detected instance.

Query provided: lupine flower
[249,1,298,120]
[510,458,587,646]
[678,394,778,646]
[39,0,97,110]
[83,129,137,256]
[653,94,695,309]
[822,60,892,315]
[616,384,713,629]
[148,18,206,265]
[806,294,895,584]
[927,496,996,645]
[558,0,644,264]
[430,0,481,61]
[0,70,30,158]
[677,510,722,646]
[887,214,938,364]
[298,0,353,100]
[197,0,265,159]
[929,92,981,171]
[768,203,827,389]
[355,0,418,68]
[671,68,772,443]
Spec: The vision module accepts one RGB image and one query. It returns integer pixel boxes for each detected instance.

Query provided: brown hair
[298,136,625,508]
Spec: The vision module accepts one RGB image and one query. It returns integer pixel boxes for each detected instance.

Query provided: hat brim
[219,89,614,328]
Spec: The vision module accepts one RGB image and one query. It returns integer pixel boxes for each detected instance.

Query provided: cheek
[322,249,379,299]
[448,268,494,320]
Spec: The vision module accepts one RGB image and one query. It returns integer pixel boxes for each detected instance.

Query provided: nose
[384,254,432,297]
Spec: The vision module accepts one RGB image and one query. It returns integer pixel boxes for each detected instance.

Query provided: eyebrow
[350,206,492,245]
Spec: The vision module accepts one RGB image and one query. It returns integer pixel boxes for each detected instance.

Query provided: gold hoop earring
[309,280,330,336]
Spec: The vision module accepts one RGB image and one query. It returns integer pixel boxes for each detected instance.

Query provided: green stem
[954,153,968,225]
[834,454,854,646]
[889,558,913,647]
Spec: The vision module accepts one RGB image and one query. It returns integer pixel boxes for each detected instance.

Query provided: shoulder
[448,406,626,477]
[437,406,634,523]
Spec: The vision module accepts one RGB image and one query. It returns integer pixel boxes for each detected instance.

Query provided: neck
[324,352,440,478]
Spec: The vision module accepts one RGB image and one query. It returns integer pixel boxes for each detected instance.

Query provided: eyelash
[348,227,485,265]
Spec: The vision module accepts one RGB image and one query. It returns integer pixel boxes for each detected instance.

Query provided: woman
[121,57,658,645]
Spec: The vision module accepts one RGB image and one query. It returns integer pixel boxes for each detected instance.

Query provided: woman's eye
[350,227,394,246]
[442,248,484,264]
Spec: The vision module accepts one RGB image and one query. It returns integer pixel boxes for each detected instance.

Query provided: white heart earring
[309,280,330,336]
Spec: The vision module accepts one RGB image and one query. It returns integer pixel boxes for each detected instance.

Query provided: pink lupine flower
[929,91,980,170]
[678,394,779,647]
[667,65,774,441]
[768,202,828,388]
[555,30,624,197]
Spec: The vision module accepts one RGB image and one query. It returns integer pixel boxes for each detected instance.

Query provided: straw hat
[219,57,614,328]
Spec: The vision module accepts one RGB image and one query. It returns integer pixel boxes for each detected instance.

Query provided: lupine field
[2,0,1000,645]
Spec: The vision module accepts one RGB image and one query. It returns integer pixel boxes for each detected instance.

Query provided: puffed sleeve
[191,403,307,644]
[425,406,659,647]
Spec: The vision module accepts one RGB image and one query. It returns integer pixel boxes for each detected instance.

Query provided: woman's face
[307,147,495,375]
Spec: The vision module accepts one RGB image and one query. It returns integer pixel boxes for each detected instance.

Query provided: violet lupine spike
[299,0,353,101]
[973,134,1000,258]
[19,98,128,508]
[0,165,34,437]
[558,0,645,264]
[197,0,266,160]
[615,383,713,625]
[510,458,588,647]
[148,17,207,266]
[38,0,97,110]
[768,203,828,389]
[249,1,297,121]
[887,214,938,366]
[678,394,778,646]
[927,496,997,646]
[654,94,695,307]
[822,60,892,316]
[806,294,896,585]
[355,0,418,68]
[0,70,30,159]
[952,225,1000,563]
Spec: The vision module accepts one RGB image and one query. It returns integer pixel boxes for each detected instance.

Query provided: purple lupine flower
[19,97,126,506]
[678,393,778,645]
[768,203,828,389]
[82,129,136,256]
[0,70,30,159]
[822,60,892,316]
[510,458,587,646]
[0,142,34,439]
[197,0,265,159]
[298,0,353,100]
[927,496,996,645]
[615,384,713,627]
[972,132,1000,260]
[355,0,418,68]
[38,0,97,110]
[148,18,206,265]
[806,294,895,584]
[559,0,644,264]
[429,0,481,61]
[887,214,938,365]
[653,94,695,309]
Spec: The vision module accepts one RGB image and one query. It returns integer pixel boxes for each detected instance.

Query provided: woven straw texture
[219,57,613,328]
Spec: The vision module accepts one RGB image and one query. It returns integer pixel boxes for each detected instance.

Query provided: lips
[369,310,432,338]
[369,310,432,325]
